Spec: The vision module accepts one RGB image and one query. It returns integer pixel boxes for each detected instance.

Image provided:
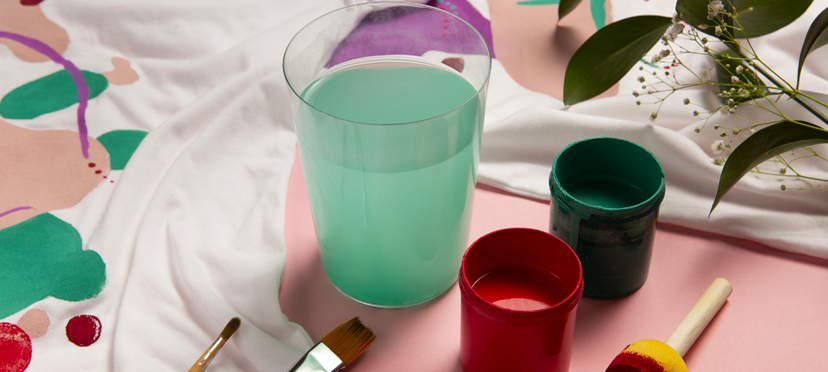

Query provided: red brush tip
[606,352,666,372]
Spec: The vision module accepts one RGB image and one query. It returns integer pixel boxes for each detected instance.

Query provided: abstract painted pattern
[0,0,145,369]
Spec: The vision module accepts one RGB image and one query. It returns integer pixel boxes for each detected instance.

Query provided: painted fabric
[1,0,827,371]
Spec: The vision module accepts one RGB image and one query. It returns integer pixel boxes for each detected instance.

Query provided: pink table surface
[280,148,828,371]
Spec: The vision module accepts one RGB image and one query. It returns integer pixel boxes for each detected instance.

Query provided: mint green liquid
[297,60,483,307]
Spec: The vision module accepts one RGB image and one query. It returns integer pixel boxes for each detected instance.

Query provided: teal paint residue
[589,0,607,30]
[0,70,108,120]
[0,213,106,319]
[516,0,607,30]
[97,130,149,170]
[639,58,659,69]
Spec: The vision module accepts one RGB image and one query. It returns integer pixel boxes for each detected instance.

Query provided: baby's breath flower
[720,131,727,137]
[650,112,658,121]
[666,23,685,42]
[781,184,787,190]
[739,90,749,98]
[651,55,662,64]
[714,124,720,129]
[698,24,708,30]
[714,157,725,166]
[715,26,722,36]
[708,0,724,18]
[735,65,744,74]
[701,70,711,81]
[633,90,640,97]
[638,76,646,83]
[749,127,756,134]
[684,98,691,105]
[702,37,708,44]
[694,127,701,133]
[780,168,787,175]
[660,49,671,58]
[636,100,641,105]
[711,139,725,154]
[693,110,700,116]
[731,76,740,84]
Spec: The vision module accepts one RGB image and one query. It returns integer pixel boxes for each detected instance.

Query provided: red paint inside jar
[472,263,568,311]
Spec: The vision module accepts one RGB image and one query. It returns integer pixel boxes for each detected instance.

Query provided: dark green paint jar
[549,137,665,299]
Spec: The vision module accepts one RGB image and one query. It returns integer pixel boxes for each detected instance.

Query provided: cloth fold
[2,1,827,371]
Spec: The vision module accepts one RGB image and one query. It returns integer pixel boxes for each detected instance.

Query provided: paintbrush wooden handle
[665,278,732,357]
[188,337,226,372]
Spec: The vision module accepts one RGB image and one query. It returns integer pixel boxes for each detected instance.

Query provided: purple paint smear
[328,0,494,67]
[0,31,91,159]
[0,206,33,218]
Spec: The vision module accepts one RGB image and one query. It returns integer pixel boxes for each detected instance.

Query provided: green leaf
[559,0,583,21]
[715,51,768,104]
[797,6,828,89]
[677,0,812,39]
[711,121,828,214]
[563,15,672,105]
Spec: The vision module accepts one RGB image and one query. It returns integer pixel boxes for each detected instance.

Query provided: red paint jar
[459,228,583,372]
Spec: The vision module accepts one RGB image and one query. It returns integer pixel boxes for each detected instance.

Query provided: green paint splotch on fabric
[516,0,607,30]
[97,130,148,170]
[0,213,106,319]
[0,70,108,120]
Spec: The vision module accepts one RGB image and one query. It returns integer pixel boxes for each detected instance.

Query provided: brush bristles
[220,317,241,340]
[319,317,376,365]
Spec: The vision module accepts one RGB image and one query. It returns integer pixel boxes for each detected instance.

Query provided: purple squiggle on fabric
[0,206,33,218]
[0,31,91,159]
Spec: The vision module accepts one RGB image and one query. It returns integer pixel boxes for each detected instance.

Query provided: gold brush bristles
[221,317,241,339]
[319,317,377,366]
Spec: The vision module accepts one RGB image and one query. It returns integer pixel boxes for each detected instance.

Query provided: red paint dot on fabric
[20,0,45,5]
[444,19,449,23]
[66,315,101,347]
[95,170,102,174]
[103,176,107,179]
[0,322,32,372]
[110,180,114,183]
[442,33,447,37]
[88,163,96,168]
[444,26,448,29]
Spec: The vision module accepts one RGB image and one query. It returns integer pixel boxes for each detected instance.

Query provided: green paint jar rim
[549,137,665,221]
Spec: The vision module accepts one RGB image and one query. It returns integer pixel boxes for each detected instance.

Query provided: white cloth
[479,1,828,259]
[3,0,827,371]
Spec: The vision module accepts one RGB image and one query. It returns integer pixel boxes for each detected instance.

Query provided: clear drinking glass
[283,2,491,307]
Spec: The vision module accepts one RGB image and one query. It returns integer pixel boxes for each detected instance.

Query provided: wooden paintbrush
[188,317,241,372]
[288,317,376,372]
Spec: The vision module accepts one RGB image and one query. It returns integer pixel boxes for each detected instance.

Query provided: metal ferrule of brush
[288,342,345,372]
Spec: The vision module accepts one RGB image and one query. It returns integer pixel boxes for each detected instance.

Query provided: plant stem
[724,44,828,127]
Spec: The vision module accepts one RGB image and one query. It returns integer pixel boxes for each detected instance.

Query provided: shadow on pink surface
[282,147,828,371]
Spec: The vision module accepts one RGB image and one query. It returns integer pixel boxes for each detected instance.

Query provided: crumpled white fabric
[479,0,828,259]
[10,0,828,371]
